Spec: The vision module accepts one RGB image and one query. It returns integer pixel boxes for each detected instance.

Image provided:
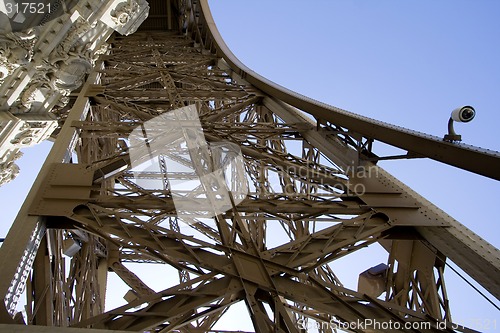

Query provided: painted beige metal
[0,1,497,333]
[0,64,101,322]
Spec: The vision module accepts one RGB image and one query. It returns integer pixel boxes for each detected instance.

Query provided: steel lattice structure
[0,1,499,332]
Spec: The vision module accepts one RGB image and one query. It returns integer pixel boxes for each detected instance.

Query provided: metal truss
[0,1,498,333]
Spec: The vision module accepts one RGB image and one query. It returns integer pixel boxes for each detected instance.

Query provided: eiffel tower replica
[0,1,498,332]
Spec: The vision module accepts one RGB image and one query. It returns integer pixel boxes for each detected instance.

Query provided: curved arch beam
[200,0,500,181]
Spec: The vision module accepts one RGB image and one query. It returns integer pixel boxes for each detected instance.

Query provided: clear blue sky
[1,1,498,331]
[207,1,500,330]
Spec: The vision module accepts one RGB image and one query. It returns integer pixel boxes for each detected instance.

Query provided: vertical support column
[0,61,102,323]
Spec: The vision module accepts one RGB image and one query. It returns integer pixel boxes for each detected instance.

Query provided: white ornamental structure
[0,0,149,186]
